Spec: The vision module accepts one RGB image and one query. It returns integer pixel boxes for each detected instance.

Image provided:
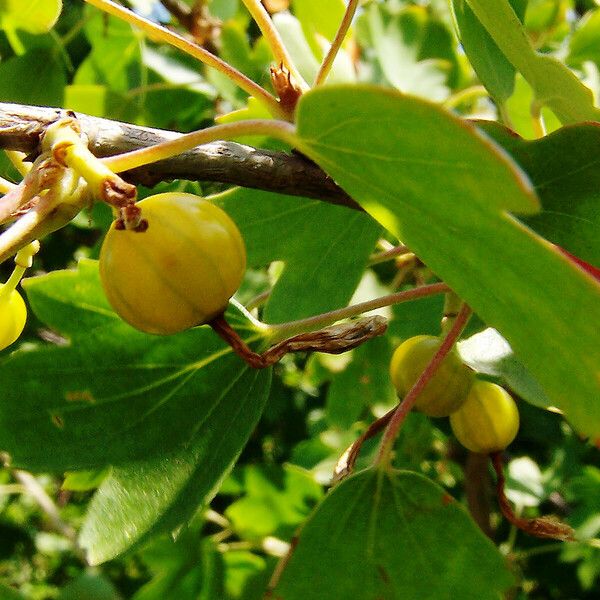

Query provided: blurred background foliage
[0,0,599,598]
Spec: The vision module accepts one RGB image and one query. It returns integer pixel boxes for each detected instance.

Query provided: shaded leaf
[326,335,396,429]
[79,365,270,564]
[274,468,514,599]
[0,260,271,470]
[477,120,600,267]
[0,48,65,106]
[214,187,380,323]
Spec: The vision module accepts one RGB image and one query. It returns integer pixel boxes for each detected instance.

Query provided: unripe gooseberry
[389,335,474,417]
[450,381,519,453]
[0,285,27,350]
[99,192,246,335]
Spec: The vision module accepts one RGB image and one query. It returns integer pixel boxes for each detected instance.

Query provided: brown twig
[491,452,574,541]
[465,451,494,538]
[0,103,359,209]
[209,313,387,368]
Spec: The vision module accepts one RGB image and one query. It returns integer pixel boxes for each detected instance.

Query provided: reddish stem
[333,408,396,483]
[491,452,574,541]
[376,303,472,465]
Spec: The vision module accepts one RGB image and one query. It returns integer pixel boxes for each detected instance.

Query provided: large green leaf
[79,362,269,563]
[464,0,600,124]
[294,85,600,437]
[214,187,380,324]
[477,120,600,267]
[0,260,271,470]
[274,468,514,599]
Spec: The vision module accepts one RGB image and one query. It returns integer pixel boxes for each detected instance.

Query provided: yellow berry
[99,193,246,335]
[0,285,27,350]
[390,335,473,417]
[450,381,520,453]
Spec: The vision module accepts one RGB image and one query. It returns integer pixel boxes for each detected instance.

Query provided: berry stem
[42,118,137,210]
[0,241,40,300]
[376,303,472,468]
[83,0,290,120]
[314,0,359,86]
[333,407,396,483]
[240,0,309,92]
[102,119,298,173]
[440,290,463,336]
[210,312,387,369]
[268,282,450,341]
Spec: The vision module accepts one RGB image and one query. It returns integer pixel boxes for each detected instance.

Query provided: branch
[0,102,360,210]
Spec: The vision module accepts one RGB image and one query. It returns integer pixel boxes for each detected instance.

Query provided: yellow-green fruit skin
[99,193,246,335]
[450,381,520,453]
[0,286,27,350]
[389,335,473,417]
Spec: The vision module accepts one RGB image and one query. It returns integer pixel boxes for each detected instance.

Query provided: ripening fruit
[100,192,246,335]
[450,381,520,453]
[390,335,474,417]
[0,285,27,350]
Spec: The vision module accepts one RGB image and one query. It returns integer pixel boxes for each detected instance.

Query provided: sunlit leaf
[294,85,600,437]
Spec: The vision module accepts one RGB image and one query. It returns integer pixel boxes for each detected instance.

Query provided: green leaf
[464,0,600,124]
[129,535,224,599]
[79,362,270,563]
[502,75,562,140]
[294,85,600,437]
[0,48,65,106]
[225,464,322,541]
[0,583,26,600]
[292,0,346,56]
[458,328,551,408]
[214,187,380,323]
[79,414,260,564]
[0,259,271,470]
[0,0,62,34]
[74,7,142,93]
[326,335,397,429]
[569,9,600,67]
[274,468,514,599]
[366,4,450,101]
[223,551,270,600]
[452,0,526,103]
[62,468,110,492]
[57,572,121,600]
[477,120,600,267]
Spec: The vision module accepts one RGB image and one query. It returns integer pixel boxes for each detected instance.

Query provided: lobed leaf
[477,120,600,267]
[274,468,514,599]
